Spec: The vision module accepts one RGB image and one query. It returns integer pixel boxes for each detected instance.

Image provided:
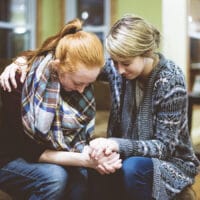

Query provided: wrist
[109,139,119,152]
[80,152,92,168]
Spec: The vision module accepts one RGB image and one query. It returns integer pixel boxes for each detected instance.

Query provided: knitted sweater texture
[101,54,200,200]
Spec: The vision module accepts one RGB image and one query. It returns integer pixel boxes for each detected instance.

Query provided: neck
[141,54,159,79]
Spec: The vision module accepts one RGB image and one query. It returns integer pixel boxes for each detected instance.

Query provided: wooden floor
[190,106,200,200]
[192,173,200,200]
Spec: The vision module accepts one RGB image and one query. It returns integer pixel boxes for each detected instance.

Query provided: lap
[88,156,153,200]
[0,158,68,183]
[0,158,88,200]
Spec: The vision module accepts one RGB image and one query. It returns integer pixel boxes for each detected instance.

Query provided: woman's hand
[82,145,122,175]
[0,57,27,92]
[89,137,119,160]
[95,152,122,175]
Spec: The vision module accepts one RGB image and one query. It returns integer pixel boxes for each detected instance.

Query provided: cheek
[130,62,144,74]
[60,78,72,91]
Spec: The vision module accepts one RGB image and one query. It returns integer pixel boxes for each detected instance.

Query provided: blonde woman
[0,18,121,200]
[88,15,200,200]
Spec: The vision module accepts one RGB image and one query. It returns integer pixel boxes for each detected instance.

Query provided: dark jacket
[0,74,46,168]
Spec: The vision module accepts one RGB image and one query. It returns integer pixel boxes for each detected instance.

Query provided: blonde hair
[19,18,104,73]
[106,14,160,60]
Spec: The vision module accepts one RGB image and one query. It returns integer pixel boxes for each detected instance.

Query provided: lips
[124,73,131,78]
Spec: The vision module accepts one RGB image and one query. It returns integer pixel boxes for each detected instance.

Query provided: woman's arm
[110,74,190,160]
[39,147,122,175]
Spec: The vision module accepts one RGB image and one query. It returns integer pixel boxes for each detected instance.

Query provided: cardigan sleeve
[98,58,114,82]
[112,67,196,162]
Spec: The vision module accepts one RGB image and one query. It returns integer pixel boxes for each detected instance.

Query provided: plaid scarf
[21,53,95,152]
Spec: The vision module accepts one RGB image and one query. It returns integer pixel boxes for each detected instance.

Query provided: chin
[125,75,134,80]
[63,87,71,92]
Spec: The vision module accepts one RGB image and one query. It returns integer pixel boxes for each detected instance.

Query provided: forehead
[71,65,100,83]
[112,57,133,62]
[113,56,141,63]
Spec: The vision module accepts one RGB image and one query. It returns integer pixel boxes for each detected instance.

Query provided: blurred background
[0,0,200,154]
[1,0,200,199]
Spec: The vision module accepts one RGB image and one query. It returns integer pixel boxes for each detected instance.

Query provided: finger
[4,79,12,92]
[0,75,4,90]
[90,146,105,160]
[99,154,120,168]
[102,159,122,173]
[9,67,18,88]
[20,67,27,83]
[90,149,98,159]
[95,165,106,175]
[97,151,116,163]
[96,164,110,175]
[102,162,116,173]
[2,71,12,92]
[94,147,106,160]
[104,147,113,155]
[95,167,105,175]
[0,67,13,91]
[111,159,122,169]
[94,151,104,160]
[104,153,120,165]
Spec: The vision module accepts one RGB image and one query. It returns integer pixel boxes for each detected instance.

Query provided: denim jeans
[88,156,153,200]
[0,158,88,200]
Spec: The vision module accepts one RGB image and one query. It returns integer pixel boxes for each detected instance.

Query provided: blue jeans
[88,156,153,200]
[0,158,88,200]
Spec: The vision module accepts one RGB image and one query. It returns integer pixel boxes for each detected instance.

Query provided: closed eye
[121,63,130,67]
[74,82,83,86]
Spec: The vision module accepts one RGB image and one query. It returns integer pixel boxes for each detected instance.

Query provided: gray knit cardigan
[100,54,200,200]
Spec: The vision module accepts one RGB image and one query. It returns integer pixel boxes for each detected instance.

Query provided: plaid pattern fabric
[21,53,95,152]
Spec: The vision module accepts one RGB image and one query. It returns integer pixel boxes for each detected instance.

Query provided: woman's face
[113,56,152,80]
[58,63,100,93]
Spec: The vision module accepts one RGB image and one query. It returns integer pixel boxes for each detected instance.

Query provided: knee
[121,157,153,186]
[121,157,153,200]
[122,157,143,177]
[39,164,68,193]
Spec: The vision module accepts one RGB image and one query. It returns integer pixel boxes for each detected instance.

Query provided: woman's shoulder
[152,54,187,100]
[158,54,184,77]
[155,54,186,87]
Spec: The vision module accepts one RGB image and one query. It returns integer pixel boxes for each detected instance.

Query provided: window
[0,0,36,60]
[65,0,110,45]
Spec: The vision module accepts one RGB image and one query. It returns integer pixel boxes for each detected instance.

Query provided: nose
[76,85,86,93]
[117,64,126,75]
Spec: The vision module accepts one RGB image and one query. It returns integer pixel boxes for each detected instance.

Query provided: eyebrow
[120,59,131,62]
[113,59,131,63]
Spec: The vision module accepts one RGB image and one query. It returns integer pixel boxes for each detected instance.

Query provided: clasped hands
[83,138,122,175]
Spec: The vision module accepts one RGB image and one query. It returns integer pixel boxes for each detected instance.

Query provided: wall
[37,0,64,46]
[162,0,188,78]
[116,0,162,32]
[115,0,188,80]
